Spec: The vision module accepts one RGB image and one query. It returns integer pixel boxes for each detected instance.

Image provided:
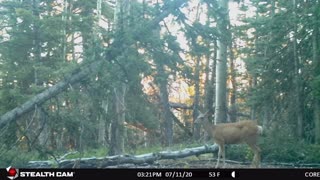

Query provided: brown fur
[195,112,262,168]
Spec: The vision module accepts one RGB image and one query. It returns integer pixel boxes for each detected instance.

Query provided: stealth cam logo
[6,166,19,180]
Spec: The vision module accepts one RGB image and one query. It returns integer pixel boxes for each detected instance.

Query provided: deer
[195,111,263,168]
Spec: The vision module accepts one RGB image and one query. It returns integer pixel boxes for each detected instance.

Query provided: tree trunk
[151,9,173,146]
[263,102,272,131]
[204,46,213,112]
[229,42,237,122]
[315,101,320,144]
[70,0,75,62]
[62,0,67,60]
[37,108,49,147]
[32,0,48,147]
[293,0,303,139]
[249,75,257,120]
[204,1,217,115]
[32,0,41,85]
[312,4,320,144]
[250,10,259,121]
[193,56,201,139]
[109,0,130,155]
[206,40,217,114]
[98,100,108,147]
[157,64,173,146]
[110,85,127,155]
[192,1,202,140]
[214,0,229,124]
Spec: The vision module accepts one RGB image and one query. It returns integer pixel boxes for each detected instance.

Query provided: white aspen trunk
[215,0,229,124]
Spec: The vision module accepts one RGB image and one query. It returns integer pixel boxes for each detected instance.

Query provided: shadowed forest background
[1,0,320,168]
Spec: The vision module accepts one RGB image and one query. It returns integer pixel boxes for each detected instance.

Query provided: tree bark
[206,40,217,114]
[214,0,229,124]
[157,64,173,146]
[110,85,127,155]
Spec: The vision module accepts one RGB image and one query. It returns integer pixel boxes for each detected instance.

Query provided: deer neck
[201,119,215,134]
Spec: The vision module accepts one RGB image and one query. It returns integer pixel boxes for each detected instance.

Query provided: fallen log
[27,144,218,168]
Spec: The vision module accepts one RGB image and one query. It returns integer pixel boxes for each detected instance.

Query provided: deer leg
[215,144,223,168]
[254,145,261,167]
[248,144,261,168]
[221,144,226,168]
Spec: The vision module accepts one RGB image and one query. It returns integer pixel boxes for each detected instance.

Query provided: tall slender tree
[312,0,320,144]
[215,0,230,124]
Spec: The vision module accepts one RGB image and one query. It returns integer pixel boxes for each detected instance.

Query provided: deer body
[196,112,263,168]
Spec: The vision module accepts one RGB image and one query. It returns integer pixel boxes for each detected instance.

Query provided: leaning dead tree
[27,145,219,168]
[0,0,186,128]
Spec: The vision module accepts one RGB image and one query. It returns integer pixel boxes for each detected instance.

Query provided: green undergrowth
[1,139,320,168]
[260,137,320,164]
[0,147,42,168]
[225,137,320,165]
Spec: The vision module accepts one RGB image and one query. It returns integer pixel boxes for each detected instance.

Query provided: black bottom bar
[1,168,319,180]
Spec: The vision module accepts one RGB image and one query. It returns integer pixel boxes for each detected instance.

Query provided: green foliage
[303,145,320,163]
[0,148,40,168]
[239,0,320,145]
[261,129,320,163]
[226,130,320,164]
[262,138,305,163]
[311,75,320,99]
[226,145,253,162]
